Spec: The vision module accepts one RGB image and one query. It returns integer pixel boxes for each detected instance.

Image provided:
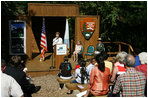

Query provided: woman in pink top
[73,41,82,62]
[84,55,111,97]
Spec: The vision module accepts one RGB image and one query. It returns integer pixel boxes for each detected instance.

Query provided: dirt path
[31,74,80,97]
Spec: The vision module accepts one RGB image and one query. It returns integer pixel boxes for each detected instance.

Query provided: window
[9,20,26,55]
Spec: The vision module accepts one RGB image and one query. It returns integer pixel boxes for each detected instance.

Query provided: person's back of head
[78,59,82,65]
[8,56,21,68]
[79,60,88,84]
[80,60,86,75]
[64,56,68,62]
[95,55,105,72]
[80,60,86,67]
[77,58,83,65]
[116,51,128,64]
[138,52,147,65]
[1,59,6,67]
[123,54,136,67]
[1,59,7,72]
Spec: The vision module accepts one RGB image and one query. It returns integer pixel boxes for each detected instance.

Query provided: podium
[54,44,68,69]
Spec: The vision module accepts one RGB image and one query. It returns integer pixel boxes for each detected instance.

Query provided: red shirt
[135,64,147,79]
[114,62,126,74]
[75,64,80,71]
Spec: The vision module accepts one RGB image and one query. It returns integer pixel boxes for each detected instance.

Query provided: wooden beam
[71,40,74,54]
[28,3,79,17]
[118,44,121,52]
[107,52,118,55]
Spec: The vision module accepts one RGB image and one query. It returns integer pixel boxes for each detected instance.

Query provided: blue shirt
[134,56,141,67]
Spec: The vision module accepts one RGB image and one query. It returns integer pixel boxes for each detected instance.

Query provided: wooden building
[8,3,100,60]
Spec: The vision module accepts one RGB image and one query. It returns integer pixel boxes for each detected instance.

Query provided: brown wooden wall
[27,3,80,59]
[28,3,79,17]
[31,30,39,53]
[75,16,100,56]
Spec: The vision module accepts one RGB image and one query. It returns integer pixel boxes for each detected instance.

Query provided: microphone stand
[50,48,55,69]
[50,39,57,69]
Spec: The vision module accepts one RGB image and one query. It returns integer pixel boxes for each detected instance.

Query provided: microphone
[53,37,58,42]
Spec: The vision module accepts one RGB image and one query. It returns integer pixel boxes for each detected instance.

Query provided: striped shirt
[113,67,146,97]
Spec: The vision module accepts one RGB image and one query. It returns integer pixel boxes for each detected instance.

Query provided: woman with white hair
[135,52,147,97]
[111,51,128,82]
[135,52,147,78]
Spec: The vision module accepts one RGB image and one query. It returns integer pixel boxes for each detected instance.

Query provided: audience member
[133,48,141,67]
[103,53,113,73]
[112,54,146,97]
[111,51,127,82]
[8,56,28,73]
[75,59,81,71]
[135,52,147,78]
[86,58,96,78]
[3,56,41,97]
[8,56,21,68]
[135,52,147,96]
[1,59,24,97]
[84,55,111,97]
[59,56,72,79]
[73,40,82,62]
[72,60,88,84]
[67,60,88,94]
[58,56,72,89]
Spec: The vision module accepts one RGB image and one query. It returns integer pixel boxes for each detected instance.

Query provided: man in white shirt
[52,32,63,47]
[1,60,24,97]
[86,58,96,77]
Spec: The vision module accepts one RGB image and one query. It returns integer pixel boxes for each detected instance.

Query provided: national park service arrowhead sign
[80,18,96,40]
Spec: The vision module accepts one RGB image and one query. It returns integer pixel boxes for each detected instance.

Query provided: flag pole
[40,17,47,61]
[40,17,44,61]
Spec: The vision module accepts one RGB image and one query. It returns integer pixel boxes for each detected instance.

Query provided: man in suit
[2,58,41,97]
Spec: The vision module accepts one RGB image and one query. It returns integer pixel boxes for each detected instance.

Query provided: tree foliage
[1,1,147,52]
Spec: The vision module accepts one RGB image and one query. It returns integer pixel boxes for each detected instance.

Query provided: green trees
[78,1,147,51]
[2,1,147,51]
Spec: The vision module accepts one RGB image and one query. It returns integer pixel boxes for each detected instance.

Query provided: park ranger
[94,38,105,55]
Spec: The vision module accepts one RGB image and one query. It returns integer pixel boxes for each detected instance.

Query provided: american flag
[40,18,47,61]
